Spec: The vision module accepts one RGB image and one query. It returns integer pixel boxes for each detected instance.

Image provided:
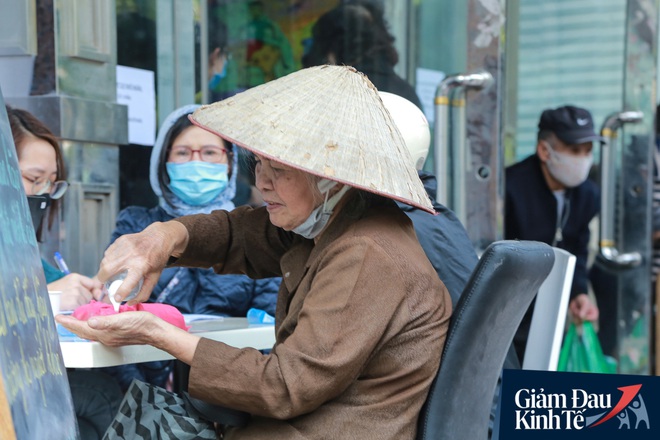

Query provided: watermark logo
[514,385,648,430]
[496,370,658,439]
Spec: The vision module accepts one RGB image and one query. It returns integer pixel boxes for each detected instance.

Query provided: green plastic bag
[557,322,617,374]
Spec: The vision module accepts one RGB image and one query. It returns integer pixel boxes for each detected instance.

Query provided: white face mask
[292,179,350,239]
[544,143,593,188]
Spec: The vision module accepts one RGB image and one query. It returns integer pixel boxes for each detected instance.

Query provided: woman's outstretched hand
[55,312,200,363]
[56,312,162,346]
[97,220,190,304]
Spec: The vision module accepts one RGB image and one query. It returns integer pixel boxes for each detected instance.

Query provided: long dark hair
[302,2,398,68]
[7,105,66,230]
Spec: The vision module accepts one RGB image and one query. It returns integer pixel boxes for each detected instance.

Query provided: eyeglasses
[26,178,68,200]
[33,178,68,199]
[169,145,230,163]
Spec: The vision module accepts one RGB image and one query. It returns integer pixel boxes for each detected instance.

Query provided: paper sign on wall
[116,65,156,146]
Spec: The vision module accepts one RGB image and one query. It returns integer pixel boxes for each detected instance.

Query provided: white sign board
[116,65,156,146]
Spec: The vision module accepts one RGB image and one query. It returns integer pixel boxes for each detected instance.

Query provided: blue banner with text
[494,369,658,439]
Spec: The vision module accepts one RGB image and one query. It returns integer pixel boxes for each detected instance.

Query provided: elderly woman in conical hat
[57,65,452,440]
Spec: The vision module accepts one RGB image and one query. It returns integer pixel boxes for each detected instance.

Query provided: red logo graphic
[587,384,649,429]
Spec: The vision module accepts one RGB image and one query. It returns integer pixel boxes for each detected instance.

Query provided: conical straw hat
[190,65,434,213]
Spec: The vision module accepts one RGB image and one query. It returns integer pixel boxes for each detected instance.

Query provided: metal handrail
[433,71,493,222]
[598,110,644,268]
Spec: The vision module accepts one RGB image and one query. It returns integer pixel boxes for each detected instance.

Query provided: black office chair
[416,240,555,440]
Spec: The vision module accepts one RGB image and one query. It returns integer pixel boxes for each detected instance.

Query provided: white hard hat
[379,91,430,170]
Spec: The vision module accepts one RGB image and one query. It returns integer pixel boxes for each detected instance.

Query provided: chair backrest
[523,247,576,371]
[416,240,554,440]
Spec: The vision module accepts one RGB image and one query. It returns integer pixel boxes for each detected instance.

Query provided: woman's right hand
[48,273,104,311]
[97,220,189,304]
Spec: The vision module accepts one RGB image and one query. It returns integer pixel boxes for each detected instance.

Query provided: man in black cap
[505,104,601,364]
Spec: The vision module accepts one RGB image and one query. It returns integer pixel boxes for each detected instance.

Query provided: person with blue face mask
[208,48,228,91]
[164,125,230,207]
[101,104,280,392]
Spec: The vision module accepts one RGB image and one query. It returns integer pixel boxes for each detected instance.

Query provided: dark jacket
[505,154,599,298]
[110,205,280,317]
[396,171,478,303]
[505,154,599,361]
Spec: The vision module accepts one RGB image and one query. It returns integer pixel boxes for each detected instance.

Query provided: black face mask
[27,195,51,242]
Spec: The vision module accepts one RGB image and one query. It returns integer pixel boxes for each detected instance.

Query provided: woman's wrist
[150,318,201,364]
[143,220,190,259]
[165,220,190,258]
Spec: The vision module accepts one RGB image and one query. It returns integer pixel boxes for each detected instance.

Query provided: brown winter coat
[174,193,451,439]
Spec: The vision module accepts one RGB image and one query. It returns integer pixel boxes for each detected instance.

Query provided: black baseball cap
[538,105,605,144]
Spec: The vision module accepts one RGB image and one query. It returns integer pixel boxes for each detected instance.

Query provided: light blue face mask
[166,161,228,206]
[292,179,350,239]
[208,62,228,90]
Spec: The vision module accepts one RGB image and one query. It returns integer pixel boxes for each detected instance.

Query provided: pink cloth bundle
[73,300,190,331]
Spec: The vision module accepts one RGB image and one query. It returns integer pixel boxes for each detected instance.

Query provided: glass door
[418,0,657,374]
[508,0,656,375]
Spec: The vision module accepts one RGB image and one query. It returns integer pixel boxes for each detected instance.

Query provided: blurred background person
[195,19,263,208]
[505,104,601,364]
[197,19,235,104]
[303,0,422,110]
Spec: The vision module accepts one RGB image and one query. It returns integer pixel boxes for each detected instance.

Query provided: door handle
[433,70,493,222]
[598,111,644,268]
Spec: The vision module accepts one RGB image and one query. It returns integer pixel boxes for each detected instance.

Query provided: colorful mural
[204,0,339,101]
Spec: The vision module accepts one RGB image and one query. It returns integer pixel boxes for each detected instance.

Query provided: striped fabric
[103,380,217,440]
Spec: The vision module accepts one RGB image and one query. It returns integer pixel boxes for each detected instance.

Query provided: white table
[60,317,276,368]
